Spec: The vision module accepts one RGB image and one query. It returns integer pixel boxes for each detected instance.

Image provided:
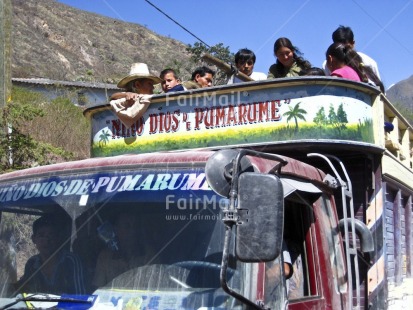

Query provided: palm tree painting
[283,102,307,132]
[98,130,111,147]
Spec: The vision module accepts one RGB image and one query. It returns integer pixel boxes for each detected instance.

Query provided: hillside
[11,0,193,83]
[9,0,413,124]
[386,75,413,125]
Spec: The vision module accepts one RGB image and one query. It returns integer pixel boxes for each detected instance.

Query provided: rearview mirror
[236,172,284,262]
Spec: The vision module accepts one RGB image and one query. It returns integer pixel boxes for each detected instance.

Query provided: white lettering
[91,177,110,193]
[64,180,83,195]
[52,181,67,196]
[106,176,123,192]
[181,173,208,190]
[118,175,142,191]
[135,175,154,190]
[24,183,41,199]
[12,186,25,201]
[0,172,212,203]
[76,179,95,195]
[43,181,57,197]
[152,174,171,190]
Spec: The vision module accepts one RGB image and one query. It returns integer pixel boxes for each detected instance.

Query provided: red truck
[0,77,412,309]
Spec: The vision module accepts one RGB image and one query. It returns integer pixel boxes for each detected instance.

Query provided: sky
[56,0,413,89]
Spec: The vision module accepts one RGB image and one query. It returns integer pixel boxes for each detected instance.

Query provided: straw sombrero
[117,63,161,88]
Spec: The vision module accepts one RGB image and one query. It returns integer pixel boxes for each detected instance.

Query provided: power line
[351,0,413,56]
[144,0,210,48]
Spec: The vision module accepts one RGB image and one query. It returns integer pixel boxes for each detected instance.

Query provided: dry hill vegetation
[11,0,193,82]
[386,75,413,125]
[8,0,413,129]
[2,0,234,172]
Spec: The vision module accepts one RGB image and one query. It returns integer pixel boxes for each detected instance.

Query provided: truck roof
[0,149,326,187]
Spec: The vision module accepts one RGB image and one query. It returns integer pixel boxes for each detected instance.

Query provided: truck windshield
[0,167,246,309]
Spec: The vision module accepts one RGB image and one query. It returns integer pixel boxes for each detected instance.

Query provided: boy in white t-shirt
[227,48,267,84]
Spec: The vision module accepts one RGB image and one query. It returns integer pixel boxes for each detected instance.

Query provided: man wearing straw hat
[110,63,161,128]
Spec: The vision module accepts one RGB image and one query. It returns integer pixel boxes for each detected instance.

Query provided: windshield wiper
[1,293,96,310]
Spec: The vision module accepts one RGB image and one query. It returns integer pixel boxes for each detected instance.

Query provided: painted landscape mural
[90,83,374,157]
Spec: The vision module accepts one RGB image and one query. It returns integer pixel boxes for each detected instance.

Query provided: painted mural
[90,84,374,157]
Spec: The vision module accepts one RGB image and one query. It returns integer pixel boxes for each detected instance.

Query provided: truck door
[284,194,347,309]
[264,177,347,309]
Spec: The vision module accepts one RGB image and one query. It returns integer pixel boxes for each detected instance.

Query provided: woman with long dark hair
[267,37,311,78]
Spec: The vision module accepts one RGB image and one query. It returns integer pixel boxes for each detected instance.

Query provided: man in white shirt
[227,48,267,84]
[322,25,381,79]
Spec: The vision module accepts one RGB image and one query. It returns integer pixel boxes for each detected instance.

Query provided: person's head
[32,215,60,258]
[117,63,161,94]
[299,67,326,76]
[326,42,350,72]
[273,37,296,68]
[326,42,367,82]
[160,68,181,92]
[126,78,155,94]
[234,48,256,76]
[332,25,355,47]
[191,66,215,87]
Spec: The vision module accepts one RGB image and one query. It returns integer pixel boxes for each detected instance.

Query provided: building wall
[12,79,120,107]
[384,181,413,309]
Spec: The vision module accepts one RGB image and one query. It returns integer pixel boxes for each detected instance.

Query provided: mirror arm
[219,149,267,310]
[220,224,266,309]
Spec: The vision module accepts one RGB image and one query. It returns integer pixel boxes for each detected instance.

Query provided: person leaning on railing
[109,63,161,128]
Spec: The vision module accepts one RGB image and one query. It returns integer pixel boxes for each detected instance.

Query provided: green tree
[336,104,348,122]
[0,87,77,172]
[327,103,348,133]
[26,95,91,159]
[0,103,71,172]
[336,103,348,130]
[313,106,327,126]
[186,42,234,85]
[283,102,307,132]
[327,105,337,125]
[99,130,111,147]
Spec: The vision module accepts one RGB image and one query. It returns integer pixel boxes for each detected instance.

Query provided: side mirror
[205,149,254,198]
[236,172,284,262]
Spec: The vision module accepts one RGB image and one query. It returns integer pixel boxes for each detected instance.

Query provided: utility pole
[0,0,12,167]
[0,0,12,109]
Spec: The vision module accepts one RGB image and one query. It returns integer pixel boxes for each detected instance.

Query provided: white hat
[117,63,161,88]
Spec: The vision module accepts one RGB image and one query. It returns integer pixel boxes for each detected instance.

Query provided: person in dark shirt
[160,68,185,93]
[16,215,86,295]
[183,66,215,89]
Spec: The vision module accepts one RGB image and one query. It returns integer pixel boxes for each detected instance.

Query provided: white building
[12,78,120,108]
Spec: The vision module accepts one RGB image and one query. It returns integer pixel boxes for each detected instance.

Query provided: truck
[0,76,412,309]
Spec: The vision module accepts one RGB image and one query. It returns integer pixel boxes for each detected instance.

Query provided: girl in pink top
[331,65,360,81]
[325,43,364,82]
